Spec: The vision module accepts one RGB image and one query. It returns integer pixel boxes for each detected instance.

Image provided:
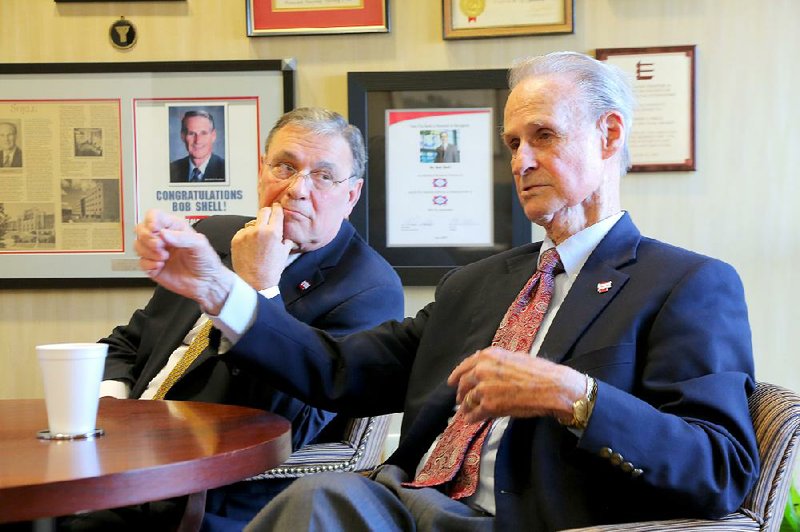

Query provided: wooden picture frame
[348,69,531,286]
[247,0,389,37]
[596,45,697,172]
[0,60,295,286]
[443,0,573,40]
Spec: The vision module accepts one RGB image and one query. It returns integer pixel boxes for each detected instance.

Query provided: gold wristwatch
[562,375,597,430]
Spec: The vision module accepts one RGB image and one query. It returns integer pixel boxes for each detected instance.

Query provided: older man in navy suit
[169,110,226,183]
[65,108,403,532]
[135,53,759,531]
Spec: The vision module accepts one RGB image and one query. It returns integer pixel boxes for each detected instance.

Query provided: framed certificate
[596,45,697,172]
[348,69,531,285]
[247,0,389,36]
[0,60,294,285]
[443,0,573,40]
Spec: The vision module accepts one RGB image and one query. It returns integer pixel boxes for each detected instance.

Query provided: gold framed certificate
[443,0,573,40]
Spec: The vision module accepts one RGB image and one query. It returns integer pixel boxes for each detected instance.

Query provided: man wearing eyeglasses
[79,108,404,532]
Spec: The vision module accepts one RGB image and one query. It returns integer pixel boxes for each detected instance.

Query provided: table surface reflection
[0,398,291,524]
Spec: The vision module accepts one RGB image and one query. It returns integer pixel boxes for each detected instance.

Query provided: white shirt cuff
[99,380,130,399]
[209,276,280,345]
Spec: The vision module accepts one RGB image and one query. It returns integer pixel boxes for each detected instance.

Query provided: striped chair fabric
[247,414,391,480]
[563,382,800,532]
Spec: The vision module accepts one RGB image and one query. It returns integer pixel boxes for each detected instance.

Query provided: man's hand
[231,204,297,291]
[448,346,587,424]
[135,209,235,315]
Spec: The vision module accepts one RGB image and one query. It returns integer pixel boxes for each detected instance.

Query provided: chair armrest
[247,415,391,480]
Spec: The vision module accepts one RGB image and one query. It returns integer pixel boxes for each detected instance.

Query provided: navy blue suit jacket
[169,152,225,182]
[229,213,759,530]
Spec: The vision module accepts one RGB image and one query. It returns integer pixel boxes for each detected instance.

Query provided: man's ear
[598,111,625,161]
[343,179,364,218]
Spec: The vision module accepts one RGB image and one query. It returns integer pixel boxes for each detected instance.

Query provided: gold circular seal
[110,17,137,50]
[459,0,486,20]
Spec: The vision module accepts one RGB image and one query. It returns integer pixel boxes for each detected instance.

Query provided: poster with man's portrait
[167,105,228,184]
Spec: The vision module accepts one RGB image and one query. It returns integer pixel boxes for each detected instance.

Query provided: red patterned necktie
[406,248,563,499]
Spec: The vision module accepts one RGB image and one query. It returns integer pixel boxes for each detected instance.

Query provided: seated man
[135,53,759,531]
[89,108,403,531]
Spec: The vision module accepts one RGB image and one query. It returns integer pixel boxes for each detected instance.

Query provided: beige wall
[1,0,798,400]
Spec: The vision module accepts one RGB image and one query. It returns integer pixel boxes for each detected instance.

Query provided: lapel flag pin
[597,281,612,294]
[298,280,311,291]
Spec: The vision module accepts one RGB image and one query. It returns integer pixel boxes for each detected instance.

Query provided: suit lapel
[279,222,355,309]
[464,244,543,351]
[539,213,640,364]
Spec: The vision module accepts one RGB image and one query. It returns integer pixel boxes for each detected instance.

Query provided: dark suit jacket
[0,148,22,167]
[169,153,225,182]
[101,215,403,450]
[435,143,459,163]
[229,213,759,530]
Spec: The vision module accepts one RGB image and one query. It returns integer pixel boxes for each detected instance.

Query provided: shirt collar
[540,211,625,278]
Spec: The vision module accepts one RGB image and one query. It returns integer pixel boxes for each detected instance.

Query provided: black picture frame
[348,69,530,286]
[0,60,295,288]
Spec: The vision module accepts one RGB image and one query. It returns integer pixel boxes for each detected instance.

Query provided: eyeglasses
[265,160,351,191]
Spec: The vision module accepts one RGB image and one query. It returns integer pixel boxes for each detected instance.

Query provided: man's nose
[284,171,311,197]
[513,143,538,176]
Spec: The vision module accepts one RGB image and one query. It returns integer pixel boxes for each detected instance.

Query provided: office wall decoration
[596,45,697,172]
[348,69,531,286]
[247,0,389,36]
[443,0,573,39]
[0,60,294,284]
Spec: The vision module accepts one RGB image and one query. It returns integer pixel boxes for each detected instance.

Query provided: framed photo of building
[348,69,531,285]
[0,60,295,284]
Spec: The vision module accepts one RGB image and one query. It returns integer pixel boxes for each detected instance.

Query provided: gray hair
[180,110,215,133]
[509,51,636,174]
[265,107,367,182]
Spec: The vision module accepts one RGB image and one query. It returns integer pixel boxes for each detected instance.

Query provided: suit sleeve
[99,290,164,388]
[578,258,759,518]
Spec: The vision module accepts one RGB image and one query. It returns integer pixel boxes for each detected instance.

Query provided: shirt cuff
[99,380,130,399]
[209,276,280,345]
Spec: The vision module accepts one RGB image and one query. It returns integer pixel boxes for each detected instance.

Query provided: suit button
[231,367,240,376]
[610,452,624,466]
[599,447,613,459]
[632,468,643,478]
[620,461,634,473]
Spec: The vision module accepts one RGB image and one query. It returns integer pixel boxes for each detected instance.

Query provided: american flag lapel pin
[597,281,612,294]
[298,280,311,291]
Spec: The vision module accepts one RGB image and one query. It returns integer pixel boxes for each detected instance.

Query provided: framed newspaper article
[0,60,295,284]
[348,69,531,286]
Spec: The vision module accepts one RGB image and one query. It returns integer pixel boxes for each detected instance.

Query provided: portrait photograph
[0,119,23,169]
[167,105,228,184]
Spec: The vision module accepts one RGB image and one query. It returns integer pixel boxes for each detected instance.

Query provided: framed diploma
[348,69,531,285]
[0,60,294,285]
[247,0,389,36]
[443,0,573,40]
[596,45,697,172]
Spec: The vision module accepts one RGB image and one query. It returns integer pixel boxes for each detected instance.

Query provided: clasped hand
[448,346,587,424]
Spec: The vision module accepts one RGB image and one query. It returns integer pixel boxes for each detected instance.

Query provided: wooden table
[0,398,291,527]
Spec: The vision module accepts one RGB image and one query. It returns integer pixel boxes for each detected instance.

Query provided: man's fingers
[447,350,481,386]
[255,205,272,227]
[159,227,205,249]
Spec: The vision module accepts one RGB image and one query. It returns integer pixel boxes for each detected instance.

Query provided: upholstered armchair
[564,382,800,532]
[250,414,392,479]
